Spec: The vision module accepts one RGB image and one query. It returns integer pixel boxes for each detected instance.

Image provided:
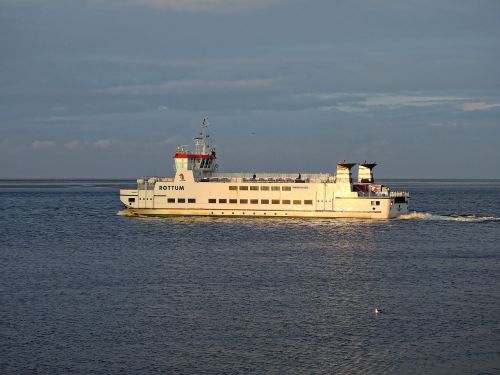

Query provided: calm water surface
[1,180,499,374]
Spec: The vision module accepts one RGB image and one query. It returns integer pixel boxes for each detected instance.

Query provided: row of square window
[167,198,196,203]
[161,198,312,205]
[229,186,291,191]
[133,197,376,207]
[208,198,313,205]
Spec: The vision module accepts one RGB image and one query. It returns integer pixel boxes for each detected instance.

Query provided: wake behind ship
[120,119,410,219]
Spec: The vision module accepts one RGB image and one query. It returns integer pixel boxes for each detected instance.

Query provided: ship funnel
[358,162,377,183]
[335,162,356,183]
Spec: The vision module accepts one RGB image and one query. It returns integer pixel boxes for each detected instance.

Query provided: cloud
[103,79,278,95]
[361,95,467,108]
[429,122,458,127]
[106,0,281,12]
[332,105,368,113]
[157,136,182,147]
[31,140,55,150]
[64,141,81,151]
[462,102,500,111]
[354,139,390,156]
[142,135,182,154]
[309,92,470,113]
[91,139,113,150]
[307,93,366,101]
[63,139,115,151]
[61,137,182,155]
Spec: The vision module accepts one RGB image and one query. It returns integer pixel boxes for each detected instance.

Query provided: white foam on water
[116,209,137,217]
[399,211,500,222]
[116,210,166,220]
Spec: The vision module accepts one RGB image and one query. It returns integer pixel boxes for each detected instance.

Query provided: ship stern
[389,193,410,218]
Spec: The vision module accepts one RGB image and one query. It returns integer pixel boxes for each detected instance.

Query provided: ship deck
[144,172,334,184]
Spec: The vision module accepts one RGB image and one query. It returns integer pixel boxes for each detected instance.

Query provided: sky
[1,0,499,178]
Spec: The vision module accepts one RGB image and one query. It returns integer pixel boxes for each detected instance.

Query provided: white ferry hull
[120,179,409,220]
[122,206,407,219]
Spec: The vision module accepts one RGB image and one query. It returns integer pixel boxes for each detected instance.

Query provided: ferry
[119,118,410,219]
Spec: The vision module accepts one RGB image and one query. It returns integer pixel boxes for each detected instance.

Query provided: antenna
[202,117,209,153]
[195,117,210,154]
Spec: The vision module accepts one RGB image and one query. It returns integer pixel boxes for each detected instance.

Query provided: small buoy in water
[374,308,383,314]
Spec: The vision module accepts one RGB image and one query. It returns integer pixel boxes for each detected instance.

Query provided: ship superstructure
[120,118,409,219]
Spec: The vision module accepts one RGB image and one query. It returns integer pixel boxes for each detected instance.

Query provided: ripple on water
[1,181,500,374]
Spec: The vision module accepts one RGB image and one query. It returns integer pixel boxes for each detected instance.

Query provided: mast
[195,117,210,155]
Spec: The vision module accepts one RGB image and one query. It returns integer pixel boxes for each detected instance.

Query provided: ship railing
[356,191,410,198]
[356,191,390,198]
[204,173,333,183]
[136,176,174,189]
[156,177,175,182]
[390,191,410,197]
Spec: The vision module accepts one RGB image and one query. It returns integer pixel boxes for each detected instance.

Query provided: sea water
[1,179,499,374]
